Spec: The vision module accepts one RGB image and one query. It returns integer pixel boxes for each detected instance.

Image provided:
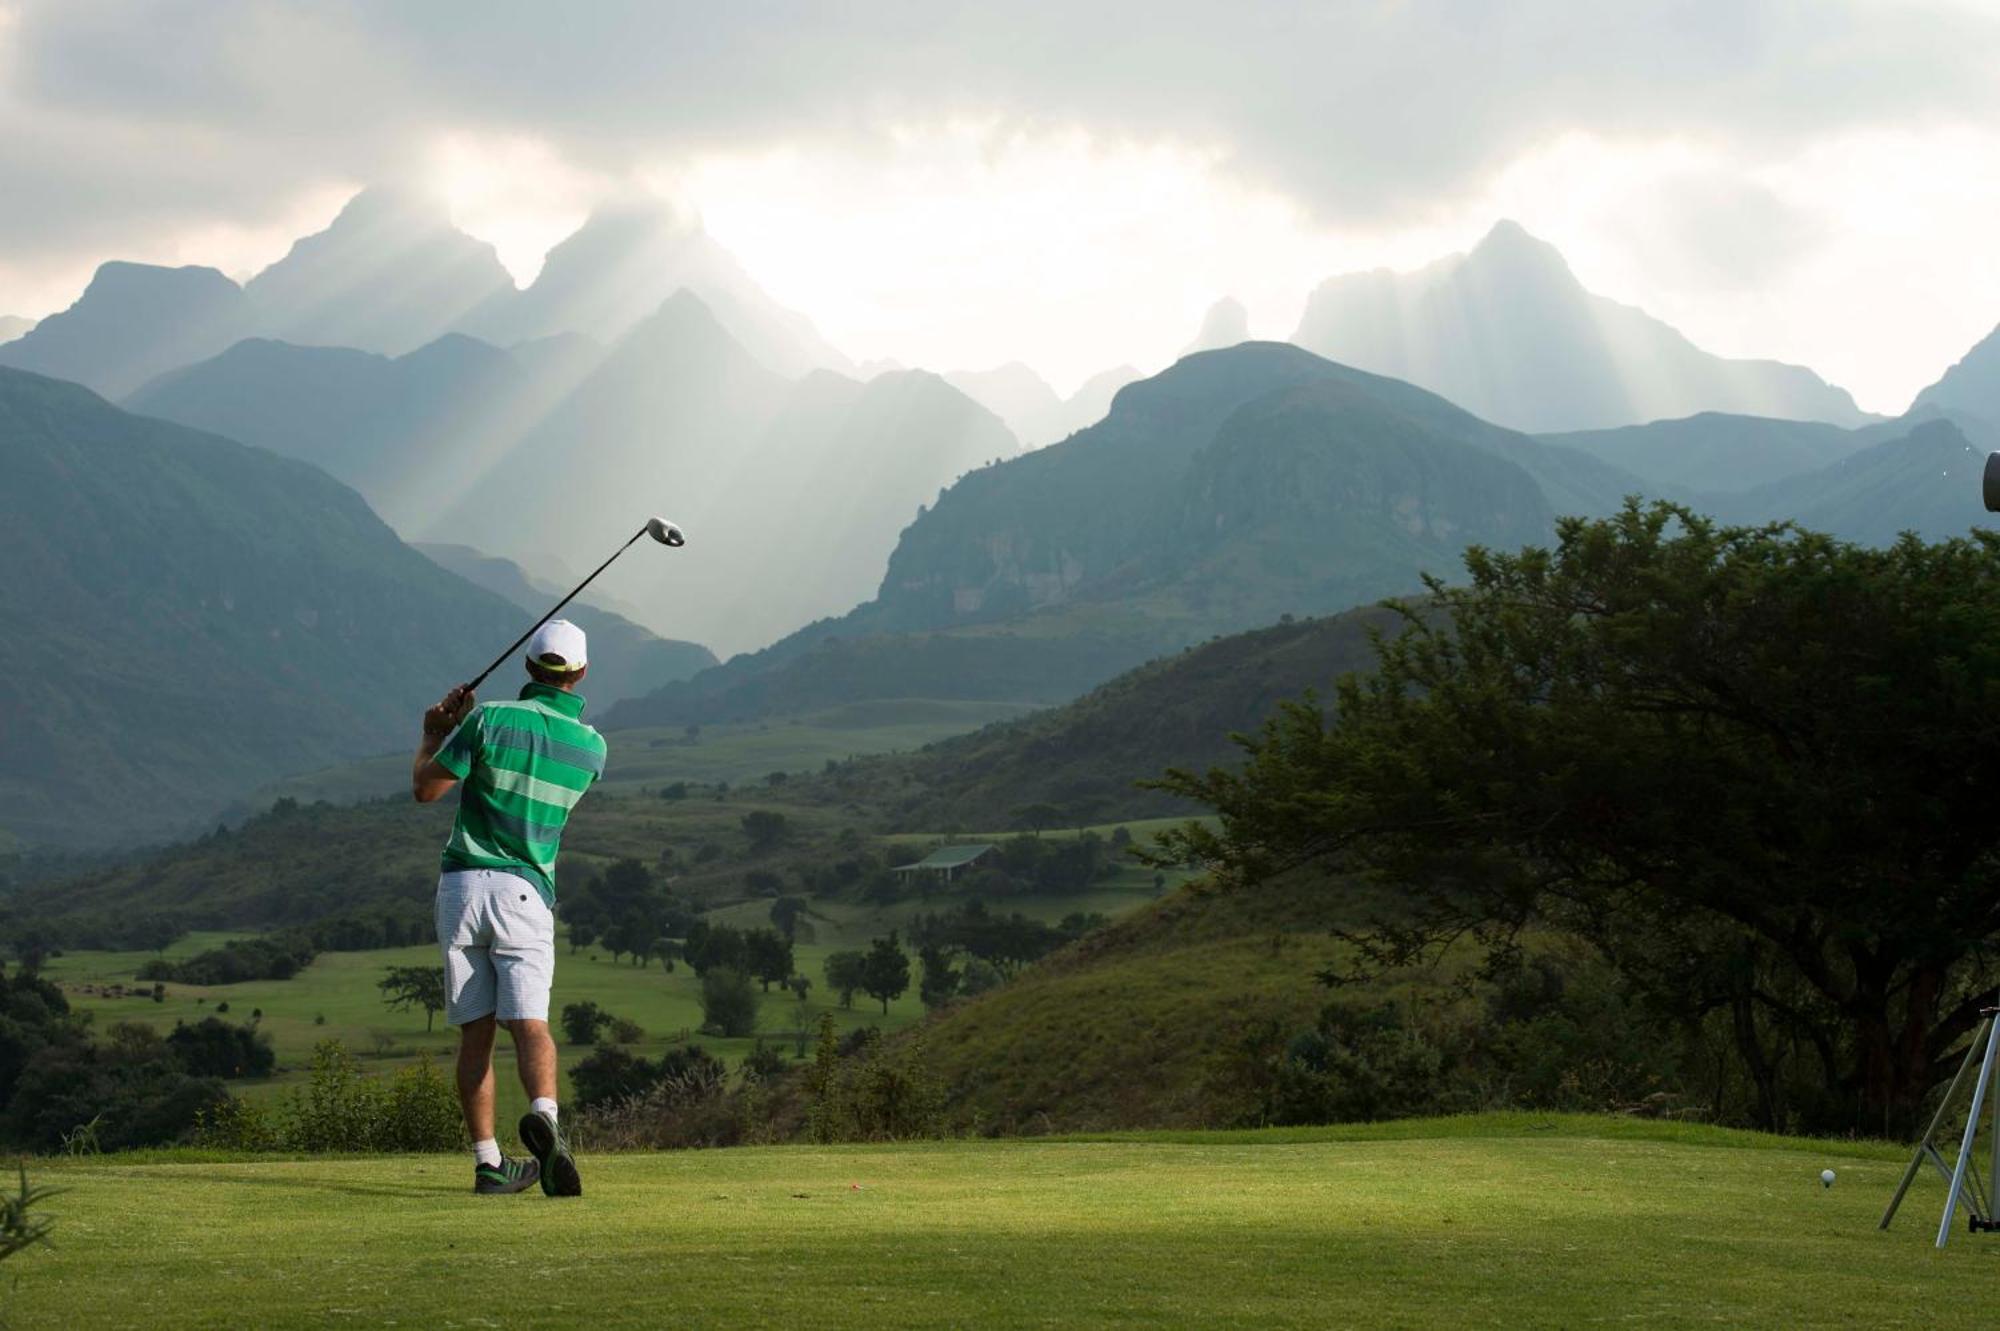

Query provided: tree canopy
[1154,504,2000,1135]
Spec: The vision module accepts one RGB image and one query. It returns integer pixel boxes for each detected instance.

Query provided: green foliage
[165,1017,275,1079]
[138,933,317,985]
[376,965,446,1032]
[803,1015,945,1142]
[700,967,760,1038]
[571,1045,736,1148]
[823,951,866,1008]
[0,1164,60,1264]
[741,810,790,850]
[259,1040,463,1153]
[918,943,960,1010]
[0,959,227,1152]
[1156,504,2000,1134]
[561,1000,609,1046]
[560,859,693,968]
[861,934,911,1014]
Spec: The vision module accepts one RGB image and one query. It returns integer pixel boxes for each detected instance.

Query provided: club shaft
[466,525,646,690]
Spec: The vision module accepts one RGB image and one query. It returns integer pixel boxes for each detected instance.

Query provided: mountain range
[133,291,1017,655]
[1293,221,1870,433]
[609,334,2000,731]
[0,188,848,401]
[0,367,527,847]
[604,341,1632,727]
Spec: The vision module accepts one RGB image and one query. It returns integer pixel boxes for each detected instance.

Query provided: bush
[699,968,759,1038]
[560,1001,608,1046]
[140,934,317,985]
[607,1016,645,1044]
[574,1050,737,1150]
[572,1044,726,1115]
[166,1017,275,1079]
[803,1015,946,1142]
[277,1041,464,1153]
[741,1042,787,1081]
[571,1046,661,1111]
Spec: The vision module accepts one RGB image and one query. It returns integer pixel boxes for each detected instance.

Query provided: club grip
[1987,452,2000,514]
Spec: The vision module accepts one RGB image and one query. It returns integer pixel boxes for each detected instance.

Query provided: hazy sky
[4,1,1998,410]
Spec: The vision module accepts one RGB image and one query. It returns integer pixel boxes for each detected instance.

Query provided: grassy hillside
[241,698,1039,812]
[915,874,1348,1133]
[23,1118,1976,1328]
[863,604,1409,830]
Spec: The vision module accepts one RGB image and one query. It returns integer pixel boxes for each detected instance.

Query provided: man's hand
[414,685,473,803]
[423,684,476,738]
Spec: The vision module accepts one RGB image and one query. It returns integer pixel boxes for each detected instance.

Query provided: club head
[645,516,686,547]
[1985,453,2000,514]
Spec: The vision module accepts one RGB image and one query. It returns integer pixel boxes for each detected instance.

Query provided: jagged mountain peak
[1293,224,1865,432]
[1185,296,1250,355]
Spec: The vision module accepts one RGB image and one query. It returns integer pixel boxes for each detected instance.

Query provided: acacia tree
[377,966,447,1033]
[1153,504,2000,1136]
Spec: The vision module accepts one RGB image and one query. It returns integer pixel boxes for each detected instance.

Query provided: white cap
[525,619,588,674]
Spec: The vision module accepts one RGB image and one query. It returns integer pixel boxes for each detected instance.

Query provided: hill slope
[1294,221,1867,433]
[0,369,533,847]
[1914,320,2000,425]
[868,604,1409,829]
[917,874,1346,1131]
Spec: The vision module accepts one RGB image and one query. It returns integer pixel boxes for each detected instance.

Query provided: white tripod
[1880,1007,2000,1248]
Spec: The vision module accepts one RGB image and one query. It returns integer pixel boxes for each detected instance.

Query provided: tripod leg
[1883,1016,1990,1229]
[1937,1019,2000,1247]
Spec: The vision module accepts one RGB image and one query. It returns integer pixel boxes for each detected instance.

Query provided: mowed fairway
[20,1117,1993,1329]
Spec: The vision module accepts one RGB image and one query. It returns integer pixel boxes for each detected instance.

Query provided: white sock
[473,1138,502,1168]
[531,1097,558,1124]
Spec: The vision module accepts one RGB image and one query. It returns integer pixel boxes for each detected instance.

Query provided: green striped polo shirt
[433,682,607,906]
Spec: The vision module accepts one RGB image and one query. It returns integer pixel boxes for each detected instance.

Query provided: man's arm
[413,685,475,803]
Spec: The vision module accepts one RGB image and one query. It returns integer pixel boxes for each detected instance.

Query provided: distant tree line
[0,963,276,1152]
[138,934,317,985]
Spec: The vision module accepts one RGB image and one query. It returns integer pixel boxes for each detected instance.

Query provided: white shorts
[435,869,557,1025]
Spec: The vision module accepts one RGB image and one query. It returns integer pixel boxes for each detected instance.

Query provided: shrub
[699,968,759,1038]
[279,1040,464,1152]
[741,1042,787,1081]
[142,934,317,985]
[166,1017,275,1079]
[803,1015,946,1142]
[572,1046,660,1111]
[560,1001,608,1046]
[575,1057,738,1150]
[608,1016,645,1044]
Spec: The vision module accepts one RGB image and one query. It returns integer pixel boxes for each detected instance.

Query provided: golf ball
[1821,1169,1836,1188]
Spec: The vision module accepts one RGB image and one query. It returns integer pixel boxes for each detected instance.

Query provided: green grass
[43,931,933,1131]
[250,699,1042,807]
[19,1115,1986,1328]
[879,815,1210,846]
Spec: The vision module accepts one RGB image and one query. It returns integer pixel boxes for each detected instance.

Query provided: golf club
[1984,452,2000,513]
[463,515,685,692]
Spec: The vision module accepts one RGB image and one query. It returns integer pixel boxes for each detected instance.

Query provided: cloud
[1,1,1996,411]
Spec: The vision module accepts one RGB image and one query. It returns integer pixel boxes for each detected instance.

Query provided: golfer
[413,619,606,1196]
